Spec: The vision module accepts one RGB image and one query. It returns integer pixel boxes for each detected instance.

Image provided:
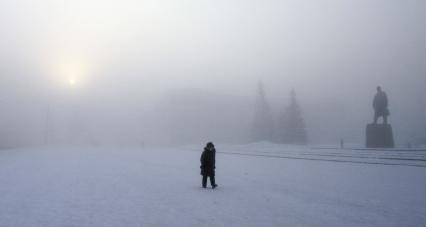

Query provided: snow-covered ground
[1,143,425,227]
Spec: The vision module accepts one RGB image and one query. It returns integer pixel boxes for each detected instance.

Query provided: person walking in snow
[200,142,218,189]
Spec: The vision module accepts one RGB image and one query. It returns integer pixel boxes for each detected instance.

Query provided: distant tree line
[252,82,308,145]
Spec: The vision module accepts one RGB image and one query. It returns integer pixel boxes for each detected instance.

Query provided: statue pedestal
[366,124,395,148]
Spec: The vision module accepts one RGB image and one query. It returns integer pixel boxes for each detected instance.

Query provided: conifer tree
[251,81,273,142]
[277,89,308,144]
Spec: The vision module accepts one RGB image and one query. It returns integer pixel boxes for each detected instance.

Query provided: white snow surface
[1,143,426,227]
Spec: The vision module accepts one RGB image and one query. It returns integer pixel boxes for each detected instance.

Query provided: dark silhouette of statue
[366,86,394,148]
[373,86,389,124]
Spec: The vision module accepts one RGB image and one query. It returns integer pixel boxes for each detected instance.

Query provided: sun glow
[69,78,77,86]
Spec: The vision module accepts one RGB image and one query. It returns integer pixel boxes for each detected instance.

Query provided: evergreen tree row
[252,82,308,145]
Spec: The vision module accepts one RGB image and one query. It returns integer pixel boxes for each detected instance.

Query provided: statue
[373,86,389,124]
[366,86,394,148]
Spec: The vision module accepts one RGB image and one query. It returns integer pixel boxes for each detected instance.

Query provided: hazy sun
[69,78,76,86]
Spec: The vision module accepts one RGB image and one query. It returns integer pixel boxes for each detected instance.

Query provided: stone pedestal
[366,124,395,148]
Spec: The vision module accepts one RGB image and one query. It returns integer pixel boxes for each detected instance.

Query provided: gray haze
[1,0,425,147]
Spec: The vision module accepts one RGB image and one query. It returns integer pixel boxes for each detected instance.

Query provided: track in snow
[206,146,426,168]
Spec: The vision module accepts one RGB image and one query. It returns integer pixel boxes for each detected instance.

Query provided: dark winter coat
[200,147,216,176]
[373,91,389,116]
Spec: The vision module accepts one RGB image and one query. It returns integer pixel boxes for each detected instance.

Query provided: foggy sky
[1,0,425,147]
